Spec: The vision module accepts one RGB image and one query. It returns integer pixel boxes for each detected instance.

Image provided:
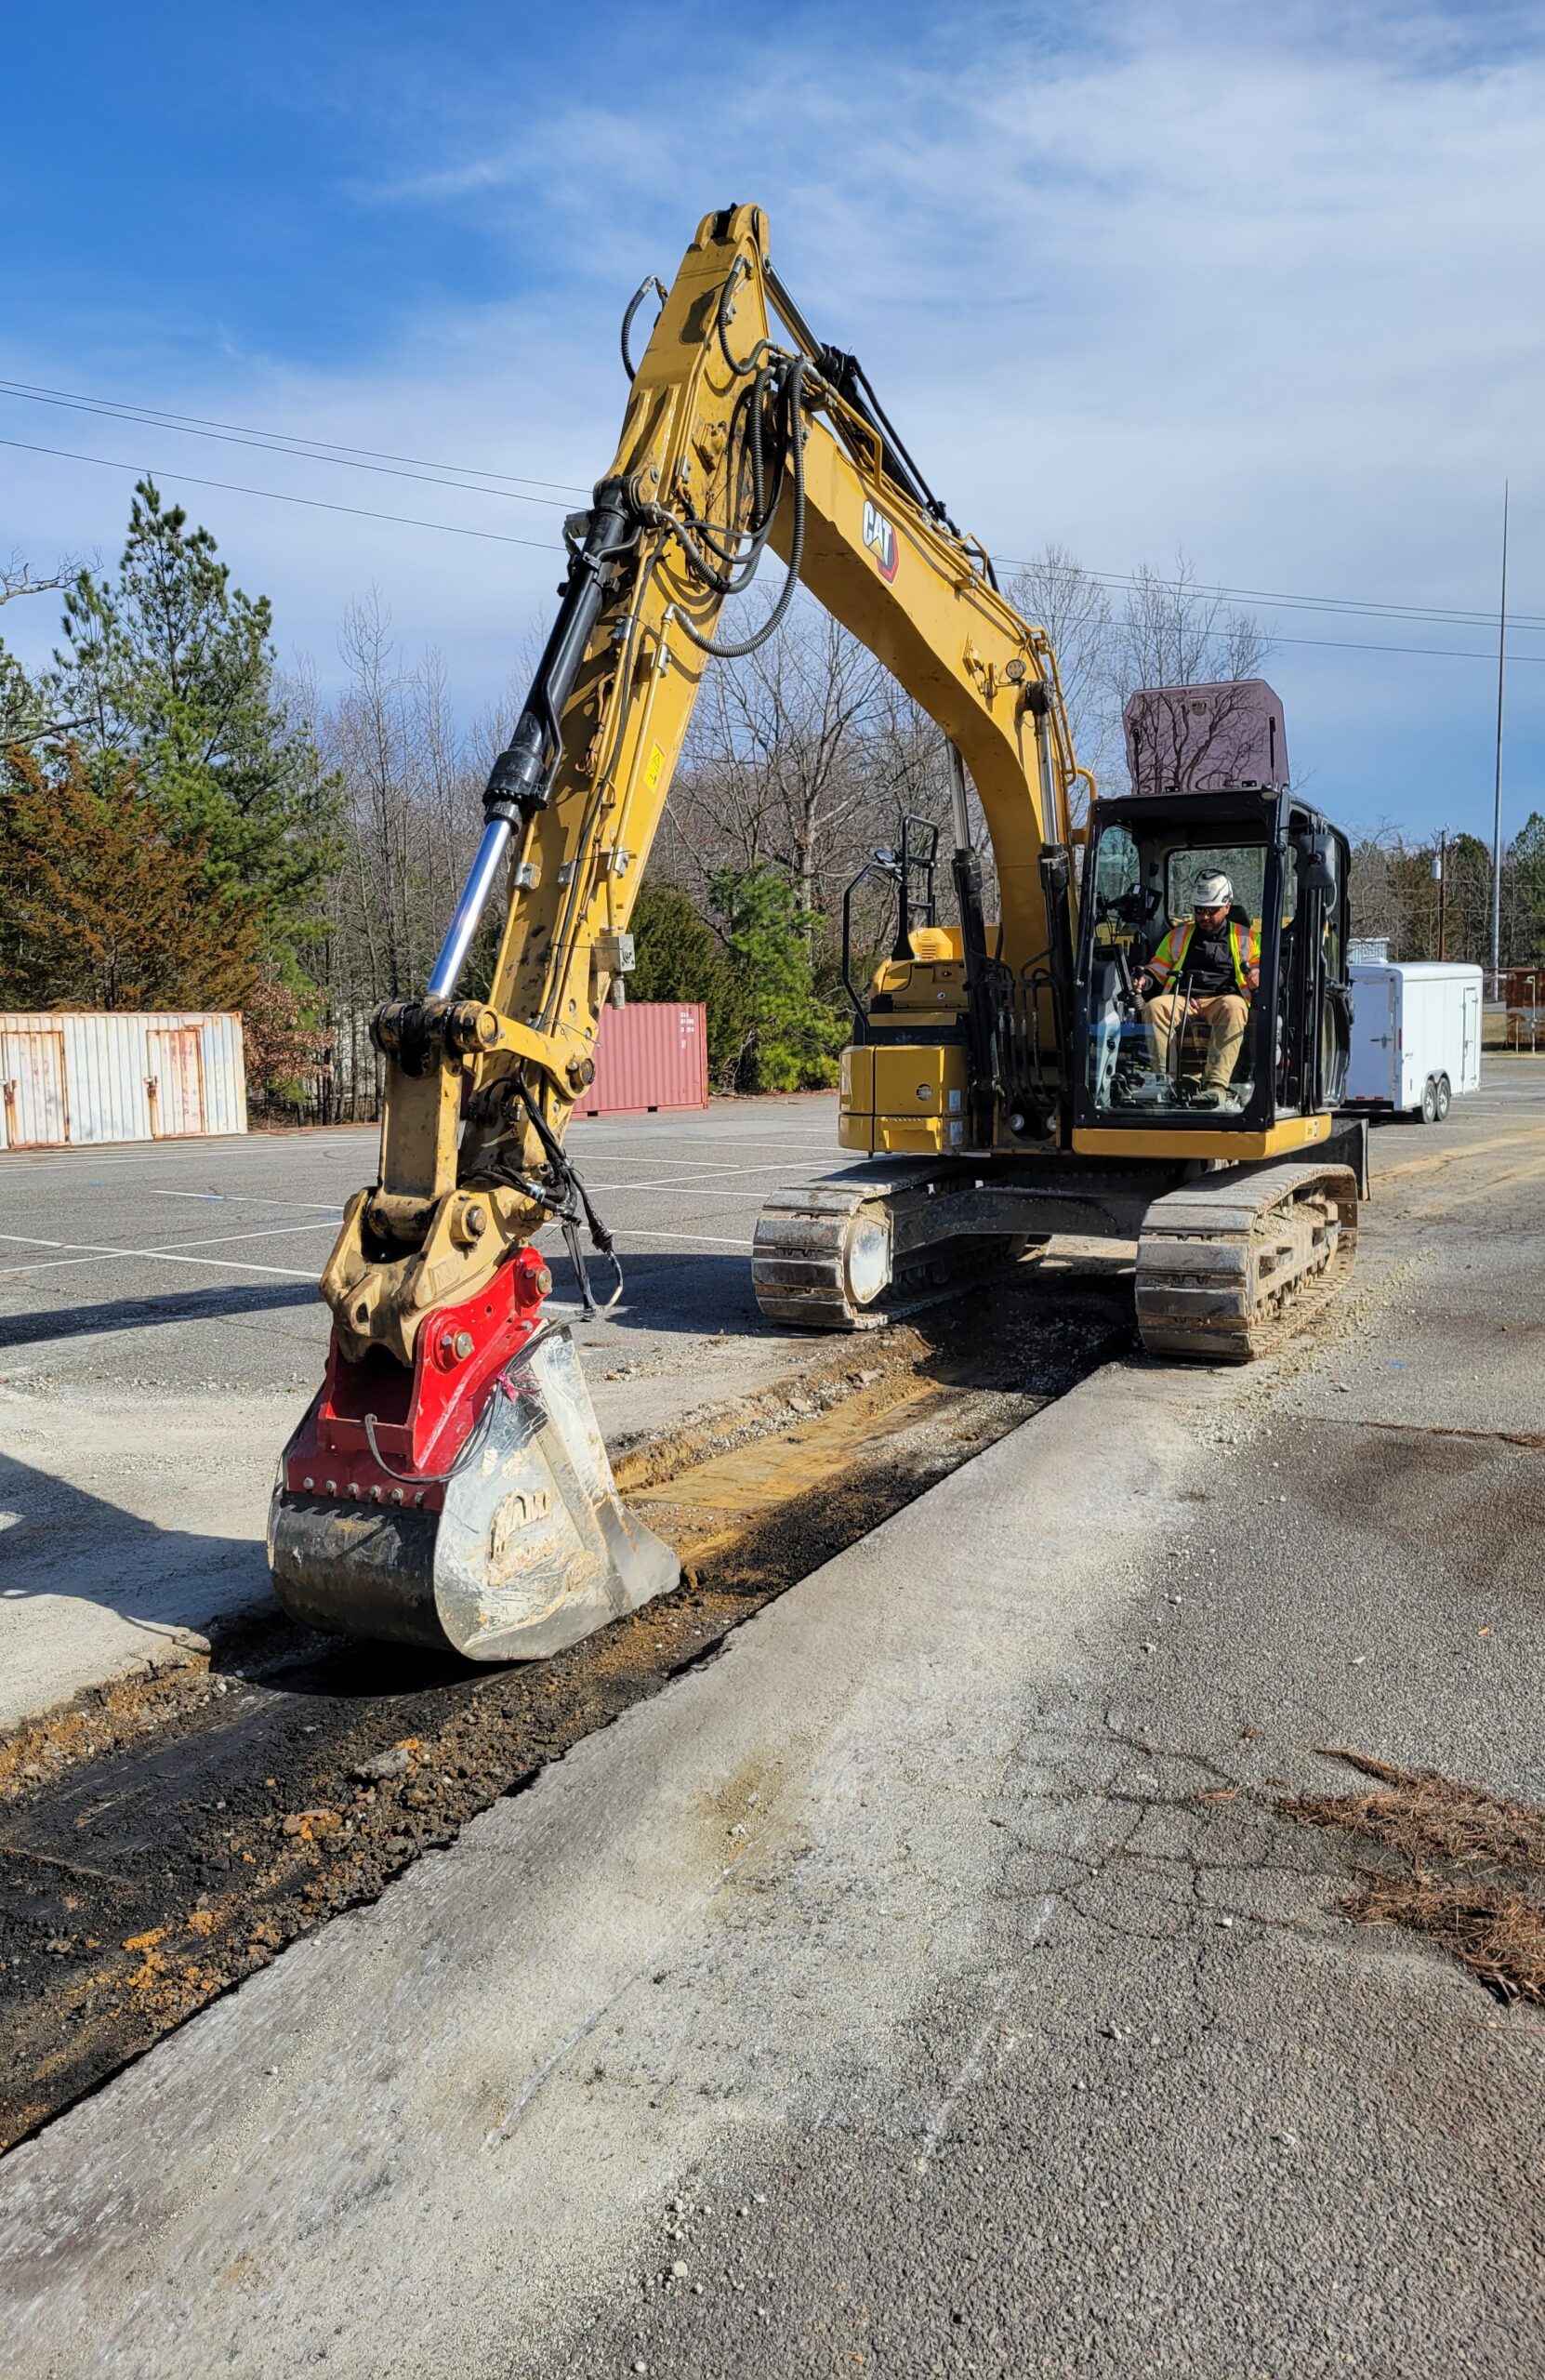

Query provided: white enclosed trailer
[1346,962,1482,1124]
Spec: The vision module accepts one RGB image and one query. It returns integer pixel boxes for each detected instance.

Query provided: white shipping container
[0,1012,247,1150]
[1345,963,1483,1122]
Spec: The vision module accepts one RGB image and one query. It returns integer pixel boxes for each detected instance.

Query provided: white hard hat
[1193,871,1234,907]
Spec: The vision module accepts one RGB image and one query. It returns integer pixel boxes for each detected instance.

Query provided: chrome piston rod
[426,483,638,1003]
[427,817,513,998]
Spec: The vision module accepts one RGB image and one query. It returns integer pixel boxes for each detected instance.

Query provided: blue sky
[4,0,1543,841]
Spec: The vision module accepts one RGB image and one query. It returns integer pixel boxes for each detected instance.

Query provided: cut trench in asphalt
[0,1259,1133,2153]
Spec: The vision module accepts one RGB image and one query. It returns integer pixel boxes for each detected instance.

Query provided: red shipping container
[574,1001,708,1117]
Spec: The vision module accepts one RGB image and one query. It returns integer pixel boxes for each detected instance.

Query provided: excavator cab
[1075,790,1354,1130]
[1071,680,1353,1156]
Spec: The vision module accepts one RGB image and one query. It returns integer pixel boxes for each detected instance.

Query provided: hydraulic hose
[669,358,808,659]
[513,1080,625,1317]
[621,276,667,381]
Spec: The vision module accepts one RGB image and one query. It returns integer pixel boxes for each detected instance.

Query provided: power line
[0,383,574,511]
[1131,619,1545,666]
[1095,567,1545,635]
[6,417,1542,665]
[7,371,1539,639]
[0,377,589,503]
[0,435,562,554]
[995,555,1545,638]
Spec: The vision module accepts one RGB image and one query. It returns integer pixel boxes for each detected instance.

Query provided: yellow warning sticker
[644,742,667,789]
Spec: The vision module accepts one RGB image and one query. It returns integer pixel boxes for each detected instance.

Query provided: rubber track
[751,1168,1026,1331]
[1134,1159,1360,1361]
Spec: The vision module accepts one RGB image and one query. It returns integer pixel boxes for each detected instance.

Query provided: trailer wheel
[1420,1077,1439,1125]
[1435,1074,1452,1121]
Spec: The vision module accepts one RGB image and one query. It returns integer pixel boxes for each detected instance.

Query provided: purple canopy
[1123,679,1288,797]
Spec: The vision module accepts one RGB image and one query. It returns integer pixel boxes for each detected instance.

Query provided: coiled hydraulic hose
[666,354,809,660]
[615,254,808,662]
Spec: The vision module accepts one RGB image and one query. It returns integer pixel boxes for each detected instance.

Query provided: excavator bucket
[268,1326,680,1661]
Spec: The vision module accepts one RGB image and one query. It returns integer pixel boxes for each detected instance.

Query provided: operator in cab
[1135,871,1261,1109]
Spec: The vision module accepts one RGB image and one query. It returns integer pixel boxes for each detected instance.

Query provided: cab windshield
[1085,824,1286,1116]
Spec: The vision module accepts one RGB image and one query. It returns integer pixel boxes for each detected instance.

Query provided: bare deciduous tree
[1103,553,1274,795]
[0,549,75,610]
[292,545,1274,1120]
[298,593,488,1117]
[661,593,892,922]
[1008,544,1117,787]
[1111,552,1270,699]
[0,548,79,742]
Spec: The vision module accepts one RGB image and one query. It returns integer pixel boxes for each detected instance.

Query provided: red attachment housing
[283,1247,550,1513]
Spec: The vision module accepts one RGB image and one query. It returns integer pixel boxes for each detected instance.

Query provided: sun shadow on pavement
[542,1248,769,1338]
[0,1280,321,1351]
[0,1253,767,1353]
[0,1448,276,1714]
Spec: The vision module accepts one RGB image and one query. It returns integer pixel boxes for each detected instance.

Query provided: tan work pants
[1143,989,1249,1090]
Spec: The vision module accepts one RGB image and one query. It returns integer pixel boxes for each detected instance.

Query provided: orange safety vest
[1148,918,1258,992]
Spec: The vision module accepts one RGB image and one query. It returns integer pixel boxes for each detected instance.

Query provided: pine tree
[1509,813,1545,963]
[45,479,337,972]
[0,640,46,745]
[709,864,845,1092]
[0,744,262,1012]
[627,879,747,1077]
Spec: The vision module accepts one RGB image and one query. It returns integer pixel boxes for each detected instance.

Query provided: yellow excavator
[269,203,1367,1661]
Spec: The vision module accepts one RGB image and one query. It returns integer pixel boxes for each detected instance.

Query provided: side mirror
[1295,833,1336,899]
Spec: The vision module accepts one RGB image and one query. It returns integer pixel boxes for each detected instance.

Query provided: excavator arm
[269,201,1087,1659]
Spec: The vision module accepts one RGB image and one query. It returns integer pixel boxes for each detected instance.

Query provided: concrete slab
[0,1359,1209,2378]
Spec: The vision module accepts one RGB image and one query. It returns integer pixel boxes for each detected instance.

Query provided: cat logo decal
[861,499,899,582]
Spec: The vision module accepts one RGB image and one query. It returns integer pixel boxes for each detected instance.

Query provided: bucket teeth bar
[1133,1160,1359,1362]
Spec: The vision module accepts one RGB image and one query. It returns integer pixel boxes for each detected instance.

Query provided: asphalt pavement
[2,1063,1541,2377]
[0,1097,844,1726]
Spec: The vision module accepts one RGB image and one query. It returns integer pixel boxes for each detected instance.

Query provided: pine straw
[1279,1750,1545,2006]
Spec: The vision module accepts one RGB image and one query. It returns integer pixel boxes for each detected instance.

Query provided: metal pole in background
[1438,829,1447,962]
[1490,482,1509,997]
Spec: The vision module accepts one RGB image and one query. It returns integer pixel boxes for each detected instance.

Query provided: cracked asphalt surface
[2,1064,1543,2378]
[547,1080,1545,2380]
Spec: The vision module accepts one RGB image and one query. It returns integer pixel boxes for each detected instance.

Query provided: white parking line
[151,1222,340,1252]
[0,1250,139,1282]
[581,1159,835,1192]
[0,1138,374,1182]
[0,1219,340,1279]
[0,1233,316,1281]
[610,1228,751,1250]
[0,1150,348,1181]
[573,1131,835,1147]
[151,1190,349,1217]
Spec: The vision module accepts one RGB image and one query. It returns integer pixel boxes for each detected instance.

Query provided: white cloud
[3,0,1541,834]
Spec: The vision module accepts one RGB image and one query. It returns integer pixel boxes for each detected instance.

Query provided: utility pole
[1490,482,1509,997]
[1433,830,1447,961]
